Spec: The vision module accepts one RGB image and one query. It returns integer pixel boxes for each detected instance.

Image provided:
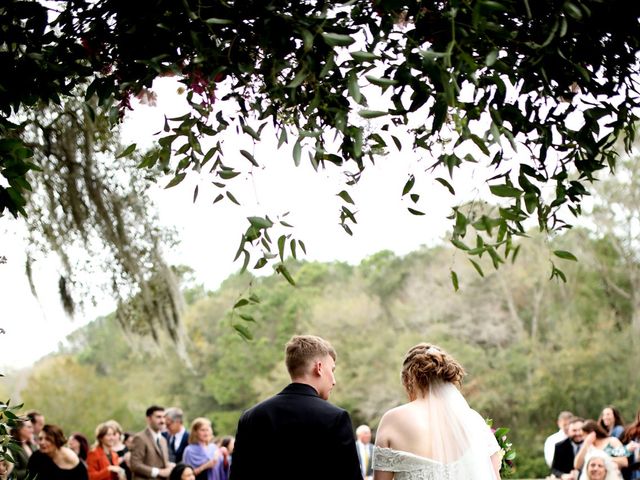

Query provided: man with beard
[551,417,585,479]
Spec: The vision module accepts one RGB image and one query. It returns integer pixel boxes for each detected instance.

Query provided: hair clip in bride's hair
[425,346,440,355]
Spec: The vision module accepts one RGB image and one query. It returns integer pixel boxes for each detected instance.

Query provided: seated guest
[27,424,89,480]
[551,417,585,479]
[599,406,626,440]
[169,464,196,480]
[86,422,126,480]
[10,418,35,480]
[575,420,628,474]
[69,433,90,465]
[182,418,221,480]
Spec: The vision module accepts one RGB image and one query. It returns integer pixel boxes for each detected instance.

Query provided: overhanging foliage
[2,0,639,281]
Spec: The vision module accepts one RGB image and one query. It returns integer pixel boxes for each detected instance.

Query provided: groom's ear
[312,359,323,377]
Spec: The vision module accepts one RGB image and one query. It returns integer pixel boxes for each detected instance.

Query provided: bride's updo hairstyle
[401,343,465,398]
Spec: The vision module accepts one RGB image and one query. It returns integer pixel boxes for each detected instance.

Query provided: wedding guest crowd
[3,406,236,480]
[546,405,640,480]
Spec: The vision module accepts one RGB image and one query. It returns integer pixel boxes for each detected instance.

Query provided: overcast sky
[0,78,486,370]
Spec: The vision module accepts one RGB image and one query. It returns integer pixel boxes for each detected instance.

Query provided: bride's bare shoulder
[379,403,412,426]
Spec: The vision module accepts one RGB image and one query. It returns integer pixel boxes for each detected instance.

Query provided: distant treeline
[9,227,640,478]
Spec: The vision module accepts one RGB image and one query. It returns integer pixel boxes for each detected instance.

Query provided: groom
[229,335,362,480]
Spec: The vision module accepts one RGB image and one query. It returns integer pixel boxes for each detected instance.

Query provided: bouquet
[486,418,516,477]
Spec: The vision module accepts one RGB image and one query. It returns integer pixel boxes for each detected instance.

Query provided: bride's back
[376,401,453,461]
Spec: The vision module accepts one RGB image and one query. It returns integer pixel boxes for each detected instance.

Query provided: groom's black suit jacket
[229,382,362,480]
[551,437,579,476]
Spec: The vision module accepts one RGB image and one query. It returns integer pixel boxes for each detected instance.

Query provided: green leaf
[233,298,249,308]
[321,32,355,47]
[469,259,485,277]
[117,143,136,159]
[276,263,296,286]
[470,134,490,155]
[241,125,261,141]
[408,207,425,216]
[486,50,499,67]
[233,323,254,340]
[278,128,289,148]
[450,270,459,291]
[226,191,240,205]
[287,68,309,88]
[563,1,583,20]
[337,190,355,204]
[205,17,233,24]
[365,75,398,88]
[553,250,577,261]
[350,50,379,62]
[348,73,362,104]
[358,109,388,119]
[293,141,302,166]
[219,170,241,180]
[489,184,523,197]
[550,264,568,282]
[241,251,250,272]
[402,175,415,196]
[240,150,259,167]
[435,177,455,195]
[290,239,297,259]
[298,240,307,254]
[248,216,274,229]
[420,49,449,61]
[239,313,256,323]
[451,238,469,250]
[192,185,199,203]
[165,172,186,189]
[277,235,286,261]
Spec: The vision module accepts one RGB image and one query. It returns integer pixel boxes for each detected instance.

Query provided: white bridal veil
[418,380,499,479]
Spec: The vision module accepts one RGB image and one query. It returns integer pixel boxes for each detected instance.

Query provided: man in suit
[544,411,573,467]
[163,407,189,463]
[130,405,175,479]
[551,417,585,479]
[229,335,362,480]
[356,424,374,480]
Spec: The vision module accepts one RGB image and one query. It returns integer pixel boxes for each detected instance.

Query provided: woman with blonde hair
[373,343,502,480]
[182,418,221,480]
[86,422,125,480]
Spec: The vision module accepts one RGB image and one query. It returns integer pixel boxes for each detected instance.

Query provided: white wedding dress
[372,382,500,480]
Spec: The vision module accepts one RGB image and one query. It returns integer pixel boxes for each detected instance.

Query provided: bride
[373,343,502,480]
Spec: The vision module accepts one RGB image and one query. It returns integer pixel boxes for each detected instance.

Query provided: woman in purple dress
[182,418,221,480]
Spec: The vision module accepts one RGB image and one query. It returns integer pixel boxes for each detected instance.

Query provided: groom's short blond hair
[285,335,336,377]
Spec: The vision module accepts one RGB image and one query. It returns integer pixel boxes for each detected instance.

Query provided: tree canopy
[2,0,640,283]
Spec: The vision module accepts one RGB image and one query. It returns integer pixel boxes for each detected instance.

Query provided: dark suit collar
[279,382,320,397]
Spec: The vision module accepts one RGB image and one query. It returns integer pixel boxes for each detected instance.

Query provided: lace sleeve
[372,446,428,472]
[373,446,402,471]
